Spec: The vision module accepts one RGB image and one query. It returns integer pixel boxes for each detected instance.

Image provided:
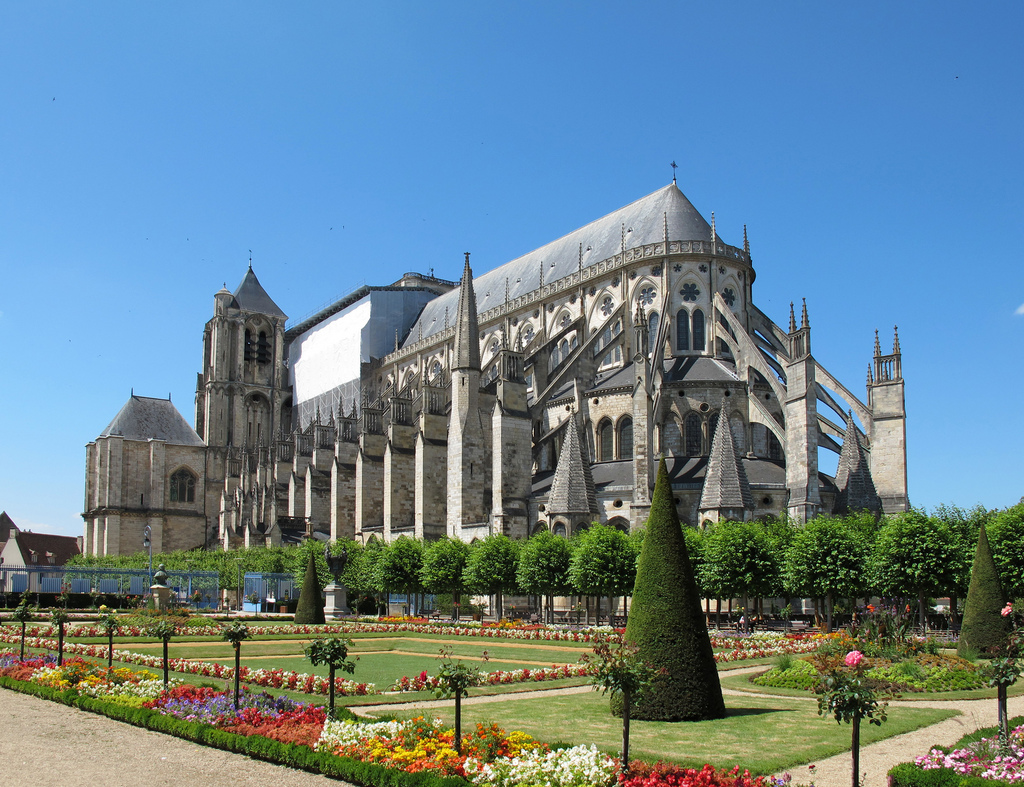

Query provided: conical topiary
[294,549,326,624]
[959,523,1010,657]
[614,456,726,720]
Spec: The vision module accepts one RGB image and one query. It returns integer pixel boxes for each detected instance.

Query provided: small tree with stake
[99,613,120,667]
[304,637,355,718]
[816,650,890,787]
[50,608,69,666]
[221,621,252,710]
[12,599,34,661]
[584,640,663,777]
[433,646,483,754]
[146,620,177,688]
[984,603,1022,753]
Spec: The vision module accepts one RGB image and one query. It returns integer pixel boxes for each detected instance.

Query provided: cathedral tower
[867,327,909,513]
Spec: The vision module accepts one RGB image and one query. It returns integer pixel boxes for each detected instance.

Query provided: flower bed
[914,723,1024,782]
[619,762,771,787]
[391,663,593,692]
[1,653,173,702]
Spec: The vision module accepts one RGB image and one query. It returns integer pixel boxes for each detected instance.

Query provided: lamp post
[236,558,243,615]
[142,526,154,587]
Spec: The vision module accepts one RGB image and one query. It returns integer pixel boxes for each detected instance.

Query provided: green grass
[384,689,957,774]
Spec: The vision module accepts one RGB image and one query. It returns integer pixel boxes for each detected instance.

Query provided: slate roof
[547,414,598,516]
[232,267,287,319]
[834,412,881,514]
[404,183,720,349]
[663,356,740,384]
[98,396,206,447]
[0,511,16,551]
[586,363,635,395]
[11,531,81,567]
[699,402,754,512]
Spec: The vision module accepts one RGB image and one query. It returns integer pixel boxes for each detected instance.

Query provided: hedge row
[886,715,1024,787]
[0,677,469,787]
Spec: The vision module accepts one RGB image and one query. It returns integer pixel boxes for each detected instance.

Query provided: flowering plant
[916,722,1024,782]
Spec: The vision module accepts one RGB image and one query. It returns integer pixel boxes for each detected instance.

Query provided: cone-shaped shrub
[959,523,1010,657]
[294,549,326,624]
[614,457,726,720]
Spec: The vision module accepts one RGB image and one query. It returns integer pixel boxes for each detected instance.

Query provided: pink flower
[844,650,864,668]
[1001,603,1013,617]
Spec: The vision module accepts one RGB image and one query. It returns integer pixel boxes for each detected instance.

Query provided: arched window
[684,413,702,456]
[560,339,570,359]
[256,331,271,364]
[597,418,614,461]
[692,309,706,351]
[708,412,719,453]
[617,416,633,460]
[553,521,567,538]
[244,328,255,361]
[607,516,630,532]
[768,431,782,460]
[676,309,690,351]
[648,311,659,353]
[170,468,196,503]
[662,420,682,454]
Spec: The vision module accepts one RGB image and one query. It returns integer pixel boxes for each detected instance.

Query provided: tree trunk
[716,598,721,630]
[918,590,927,631]
[454,691,462,754]
[949,592,959,627]
[20,622,25,661]
[826,593,833,634]
[233,643,241,709]
[328,664,337,719]
[108,633,114,667]
[622,687,631,777]
[851,714,861,787]
[998,684,1009,752]
[162,639,169,688]
[57,623,64,666]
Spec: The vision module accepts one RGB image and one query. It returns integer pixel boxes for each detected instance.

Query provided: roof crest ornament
[874,329,881,357]
[801,298,809,329]
[893,325,901,354]
[743,225,750,256]
[711,212,716,247]
[788,302,797,333]
[670,160,678,184]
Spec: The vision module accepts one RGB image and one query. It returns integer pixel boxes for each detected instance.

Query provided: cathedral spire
[711,212,717,247]
[788,302,797,333]
[452,252,480,371]
[893,325,901,354]
[800,298,809,329]
[874,329,881,357]
[834,411,881,515]
[743,224,750,256]
[548,411,599,518]
[699,400,754,520]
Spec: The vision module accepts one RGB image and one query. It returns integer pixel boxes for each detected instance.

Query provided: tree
[50,608,69,666]
[146,620,177,687]
[305,637,356,718]
[569,523,635,624]
[99,612,120,667]
[12,600,34,661]
[784,516,869,631]
[432,645,482,754]
[700,519,778,618]
[517,530,572,623]
[462,534,520,620]
[870,511,955,629]
[932,503,988,624]
[294,549,326,624]
[585,640,662,775]
[376,536,424,613]
[420,537,470,619]
[959,523,1010,657]
[221,621,252,709]
[987,503,1024,601]
[344,537,386,614]
[617,457,725,721]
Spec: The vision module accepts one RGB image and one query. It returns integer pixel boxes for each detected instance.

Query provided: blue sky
[1,2,1022,538]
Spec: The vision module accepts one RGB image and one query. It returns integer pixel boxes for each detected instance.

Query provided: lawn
[382,688,957,775]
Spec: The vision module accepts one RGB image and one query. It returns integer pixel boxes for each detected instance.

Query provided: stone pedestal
[151,585,172,612]
[323,584,348,619]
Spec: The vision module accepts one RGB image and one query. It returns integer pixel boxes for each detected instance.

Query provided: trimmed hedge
[959,523,1010,658]
[616,457,725,721]
[294,550,327,625]
[0,677,468,787]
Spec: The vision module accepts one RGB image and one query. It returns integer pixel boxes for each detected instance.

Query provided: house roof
[233,267,287,319]
[404,183,721,348]
[98,395,206,447]
[11,531,81,567]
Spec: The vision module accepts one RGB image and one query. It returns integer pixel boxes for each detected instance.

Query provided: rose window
[600,297,614,317]
[680,283,701,302]
[722,288,736,306]
[638,286,656,306]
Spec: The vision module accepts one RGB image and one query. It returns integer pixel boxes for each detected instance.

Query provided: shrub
[294,550,326,625]
[616,457,725,721]
[959,523,1010,658]
[752,659,818,690]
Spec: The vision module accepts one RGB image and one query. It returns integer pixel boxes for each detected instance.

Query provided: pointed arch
[647,311,660,355]
[692,309,706,351]
[617,415,633,460]
[684,412,702,456]
[169,467,197,503]
[597,418,614,461]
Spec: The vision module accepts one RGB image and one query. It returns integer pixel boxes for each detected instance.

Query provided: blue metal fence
[0,565,220,607]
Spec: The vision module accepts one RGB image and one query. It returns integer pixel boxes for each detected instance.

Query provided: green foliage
[816,660,888,727]
[420,538,470,598]
[987,503,1024,600]
[784,516,870,601]
[220,621,252,646]
[870,511,955,599]
[432,646,481,701]
[462,534,520,596]
[343,537,385,610]
[376,536,425,596]
[959,523,1010,657]
[145,620,178,642]
[752,659,818,690]
[931,503,989,598]
[294,549,326,624]
[619,456,725,721]
[12,599,35,623]
[888,762,995,787]
[304,636,356,673]
[700,519,780,601]
[568,523,635,598]
[585,640,662,700]
[515,530,572,597]
[98,613,120,636]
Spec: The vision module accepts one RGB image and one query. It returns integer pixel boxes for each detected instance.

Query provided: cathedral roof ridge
[402,182,718,351]
[98,395,206,447]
